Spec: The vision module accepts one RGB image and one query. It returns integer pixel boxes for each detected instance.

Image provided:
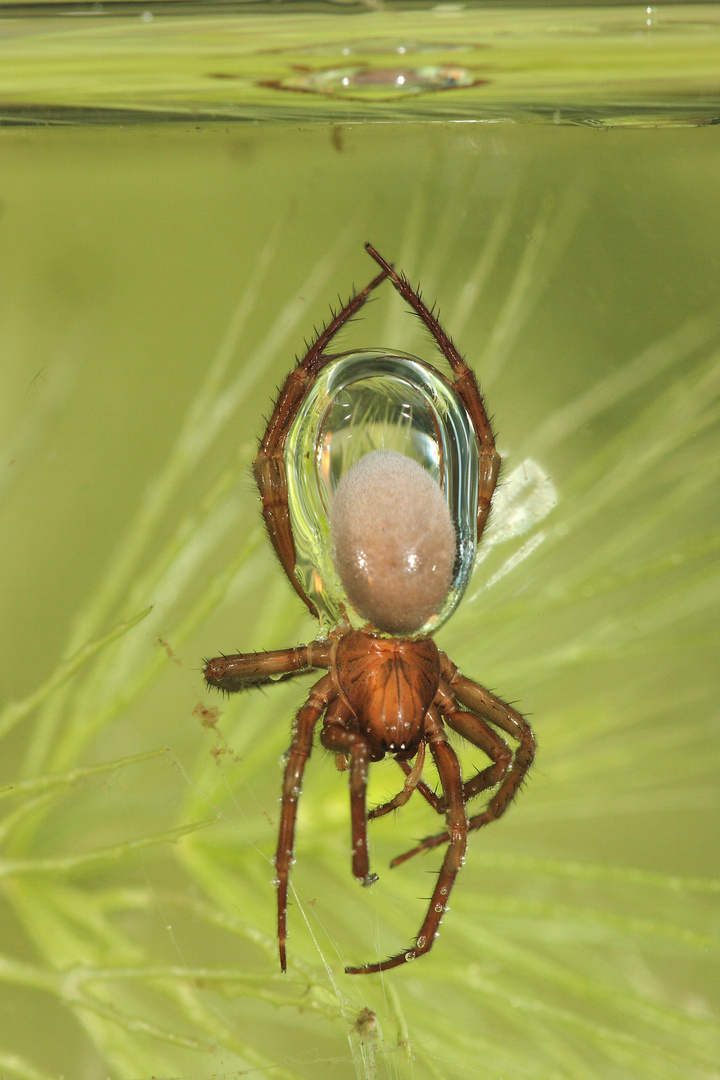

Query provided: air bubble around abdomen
[284,350,479,635]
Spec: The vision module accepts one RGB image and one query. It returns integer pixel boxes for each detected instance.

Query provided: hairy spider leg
[253,265,390,618]
[450,667,535,822]
[376,677,512,823]
[390,662,536,868]
[204,641,331,693]
[345,706,468,974]
[320,712,379,887]
[276,672,337,973]
[385,763,446,814]
[436,680,514,802]
[364,242,501,544]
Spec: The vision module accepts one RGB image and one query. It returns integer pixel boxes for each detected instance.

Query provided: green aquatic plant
[1,121,719,1080]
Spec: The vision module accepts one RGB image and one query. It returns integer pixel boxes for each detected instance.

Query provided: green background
[1,14,719,1079]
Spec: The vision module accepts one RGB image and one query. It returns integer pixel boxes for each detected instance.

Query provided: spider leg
[390,660,535,868]
[364,241,501,544]
[450,669,535,823]
[438,679,513,803]
[368,742,428,820]
[346,706,467,974]
[321,708,378,887]
[276,672,337,973]
[204,639,332,693]
[253,264,390,617]
[380,682,511,831]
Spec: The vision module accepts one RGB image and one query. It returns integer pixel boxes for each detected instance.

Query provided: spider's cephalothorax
[334,631,441,759]
[204,243,535,975]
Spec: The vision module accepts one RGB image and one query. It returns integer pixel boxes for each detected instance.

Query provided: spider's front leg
[346,706,467,975]
[390,659,535,867]
[276,673,337,973]
[320,711,379,888]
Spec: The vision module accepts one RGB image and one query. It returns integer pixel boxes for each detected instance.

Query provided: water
[1,5,719,1080]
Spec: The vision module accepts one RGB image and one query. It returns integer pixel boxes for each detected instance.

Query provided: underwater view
[1,4,719,1079]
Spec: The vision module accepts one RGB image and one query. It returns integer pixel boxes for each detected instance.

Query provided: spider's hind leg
[363,241,501,544]
[252,262,390,618]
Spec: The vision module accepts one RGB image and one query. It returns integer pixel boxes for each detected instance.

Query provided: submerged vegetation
[1,119,719,1079]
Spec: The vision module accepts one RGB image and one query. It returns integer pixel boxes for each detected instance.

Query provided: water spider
[204,243,535,974]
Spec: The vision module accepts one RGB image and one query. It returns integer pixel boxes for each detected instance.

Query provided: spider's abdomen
[330,450,456,636]
[335,630,440,756]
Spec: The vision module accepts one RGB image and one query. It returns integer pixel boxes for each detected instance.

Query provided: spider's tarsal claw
[362,872,379,888]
